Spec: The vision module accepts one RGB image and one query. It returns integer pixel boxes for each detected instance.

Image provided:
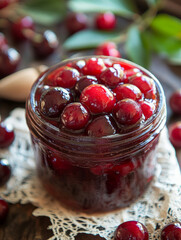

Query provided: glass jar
[26,56,166,213]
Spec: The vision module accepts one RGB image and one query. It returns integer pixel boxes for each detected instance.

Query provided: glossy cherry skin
[86,115,116,137]
[75,75,98,94]
[161,222,181,240]
[140,101,155,120]
[169,122,181,148]
[100,65,124,87]
[61,102,90,130]
[47,154,72,174]
[129,74,156,99]
[0,158,11,186]
[0,47,20,77]
[80,84,116,114]
[95,12,116,30]
[31,30,59,59]
[39,87,72,118]
[113,99,142,126]
[65,12,88,34]
[82,57,105,77]
[0,122,15,148]
[114,221,149,240]
[54,67,80,88]
[11,16,35,41]
[114,84,142,101]
[0,198,9,223]
[169,89,181,114]
[95,42,121,58]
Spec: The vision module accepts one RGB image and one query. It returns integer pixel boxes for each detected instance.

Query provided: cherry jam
[26,56,166,213]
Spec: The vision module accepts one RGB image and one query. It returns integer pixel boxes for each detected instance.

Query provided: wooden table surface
[0,11,181,240]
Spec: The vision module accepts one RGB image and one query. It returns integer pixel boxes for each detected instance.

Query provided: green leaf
[151,14,181,39]
[18,0,66,25]
[148,31,181,64]
[125,25,150,68]
[63,29,121,50]
[68,0,137,17]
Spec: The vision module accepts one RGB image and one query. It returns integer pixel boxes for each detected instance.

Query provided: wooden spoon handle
[0,65,47,102]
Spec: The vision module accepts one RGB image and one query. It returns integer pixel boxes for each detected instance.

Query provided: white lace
[0,108,180,240]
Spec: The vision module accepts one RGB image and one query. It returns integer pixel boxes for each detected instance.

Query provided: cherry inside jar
[26,56,166,213]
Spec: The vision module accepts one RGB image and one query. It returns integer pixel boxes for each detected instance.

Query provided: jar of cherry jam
[26,56,166,213]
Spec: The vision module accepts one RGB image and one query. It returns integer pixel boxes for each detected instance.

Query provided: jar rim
[26,56,166,151]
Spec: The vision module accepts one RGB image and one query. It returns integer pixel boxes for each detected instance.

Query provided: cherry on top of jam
[113,99,142,126]
[71,60,86,72]
[53,66,80,89]
[100,65,124,87]
[114,84,142,102]
[82,57,106,77]
[75,75,98,94]
[140,100,155,120]
[0,122,15,148]
[0,198,9,223]
[129,74,156,98]
[61,102,90,130]
[86,115,116,137]
[39,87,72,118]
[161,222,181,240]
[80,84,116,114]
[114,221,149,240]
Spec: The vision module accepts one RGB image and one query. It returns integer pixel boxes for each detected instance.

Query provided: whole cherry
[11,16,35,41]
[168,121,181,148]
[169,89,181,114]
[161,222,181,240]
[0,198,9,223]
[0,47,20,77]
[31,30,59,58]
[0,121,15,148]
[0,158,11,186]
[95,42,121,58]
[65,12,88,34]
[95,12,116,30]
[114,221,149,240]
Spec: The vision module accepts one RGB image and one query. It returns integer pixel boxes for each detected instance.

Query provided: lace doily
[0,108,181,240]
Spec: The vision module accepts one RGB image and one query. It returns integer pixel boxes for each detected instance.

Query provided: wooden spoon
[0,65,47,102]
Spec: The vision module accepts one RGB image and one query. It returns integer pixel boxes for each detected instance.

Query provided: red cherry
[161,222,181,240]
[169,122,181,148]
[55,67,80,88]
[0,47,21,77]
[86,115,116,137]
[140,101,155,120]
[80,84,116,114]
[11,16,35,41]
[47,154,72,174]
[61,102,90,130]
[114,221,149,240]
[0,0,10,9]
[31,30,59,58]
[95,42,121,58]
[113,99,142,125]
[39,87,72,118]
[95,12,116,30]
[113,84,142,101]
[65,12,88,34]
[0,158,11,186]
[0,198,9,223]
[129,74,156,99]
[169,89,181,114]
[71,60,86,72]
[100,65,124,87]
[82,57,106,77]
[0,122,15,148]
[75,75,98,94]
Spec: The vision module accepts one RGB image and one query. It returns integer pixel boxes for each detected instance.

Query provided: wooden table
[0,16,181,240]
